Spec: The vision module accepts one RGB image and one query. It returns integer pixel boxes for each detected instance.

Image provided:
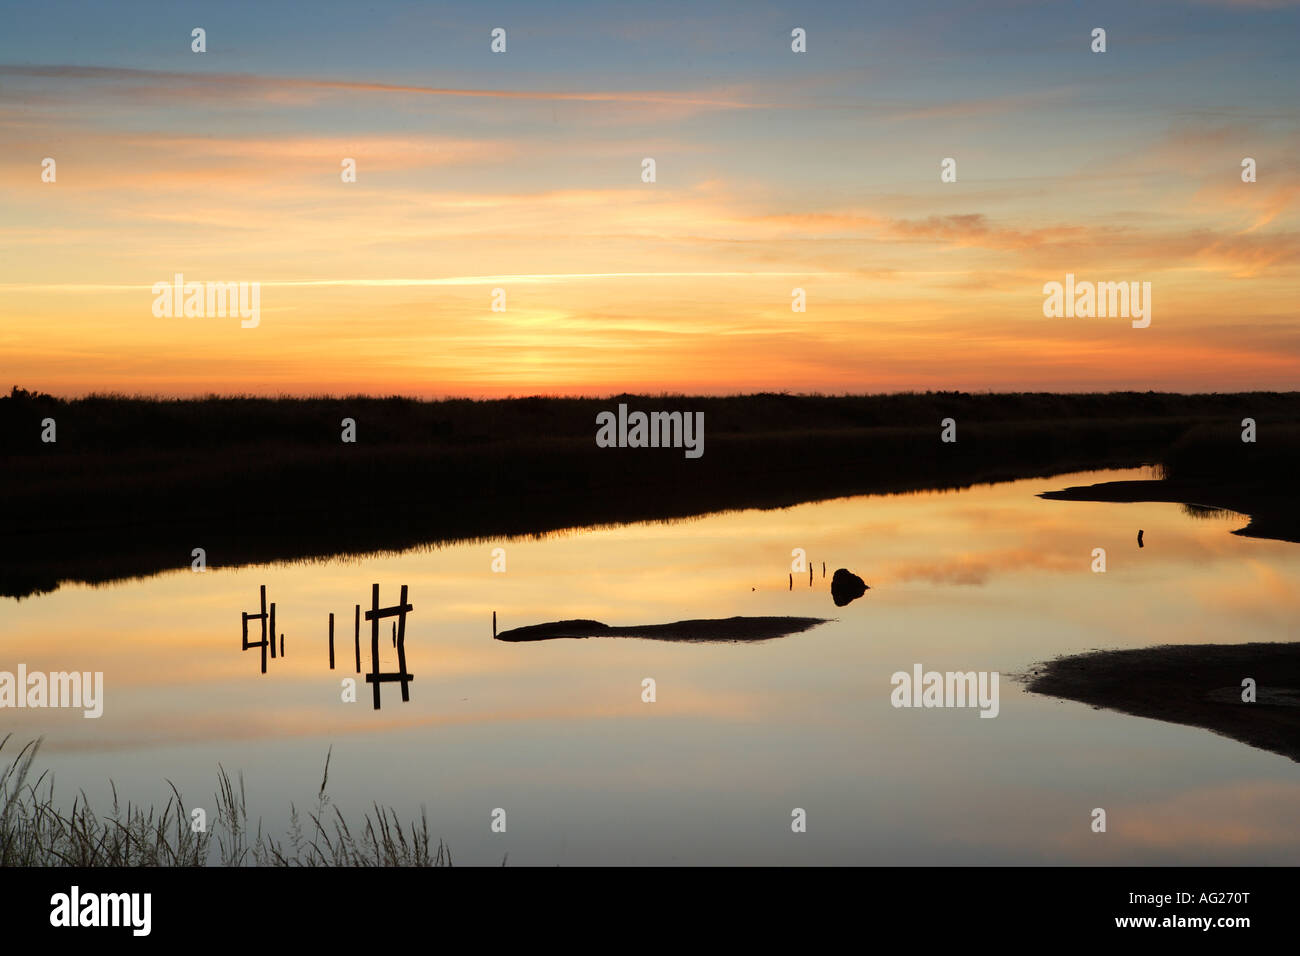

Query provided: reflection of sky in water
[4,468,1299,864]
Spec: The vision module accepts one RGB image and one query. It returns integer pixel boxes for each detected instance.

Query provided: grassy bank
[3,389,1298,598]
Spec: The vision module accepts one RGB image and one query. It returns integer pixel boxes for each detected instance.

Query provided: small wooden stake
[259,586,268,673]
[370,583,381,709]
[395,584,410,702]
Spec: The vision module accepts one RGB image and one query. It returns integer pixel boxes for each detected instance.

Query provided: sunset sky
[1,0,1297,397]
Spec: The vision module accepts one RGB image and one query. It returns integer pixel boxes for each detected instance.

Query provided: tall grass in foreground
[0,736,453,867]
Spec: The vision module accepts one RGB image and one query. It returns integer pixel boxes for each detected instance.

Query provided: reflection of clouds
[840,483,1266,587]
[31,686,769,755]
[884,548,1081,586]
[1192,559,1300,624]
[1058,781,1300,859]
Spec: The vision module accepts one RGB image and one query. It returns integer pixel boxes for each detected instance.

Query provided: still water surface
[4,468,1298,864]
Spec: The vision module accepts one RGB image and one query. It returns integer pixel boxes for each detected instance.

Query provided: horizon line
[9,387,1300,403]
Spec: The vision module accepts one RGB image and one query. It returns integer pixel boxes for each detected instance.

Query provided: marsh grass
[1179,503,1238,520]
[0,736,452,867]
[6,389,1299,599]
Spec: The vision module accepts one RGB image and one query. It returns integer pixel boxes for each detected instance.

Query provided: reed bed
[0,735,453,867]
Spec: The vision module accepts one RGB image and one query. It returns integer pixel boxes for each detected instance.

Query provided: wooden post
[788,572,792,591]
[395,584,411,703]
[280,633,284,657]
[259,586,268,674]
[809,566,813,587]
[269,602,277,659]
[493,611,497,638]
[361,584,415,709]
[328,613,335,669]
[822,561,825,579]
[354,604,361,673]
[241,587,270,673]
[370,583,381,709]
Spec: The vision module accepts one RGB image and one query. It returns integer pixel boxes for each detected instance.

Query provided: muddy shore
[1024,642,1300,762]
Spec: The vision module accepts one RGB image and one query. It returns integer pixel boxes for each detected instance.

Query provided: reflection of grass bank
[1045,421,1300,546]
[1041,478,1299,543]
[1024,644,1300,763]
[1180,503,1238,520]
[0,736,454,866]
[1040,423,1300,544]
[3,389,1298,598]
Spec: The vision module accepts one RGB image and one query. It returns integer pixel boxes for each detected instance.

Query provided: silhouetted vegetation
[0,735,453,866]
[2,389,1297,598]
[1160,421,1300,483]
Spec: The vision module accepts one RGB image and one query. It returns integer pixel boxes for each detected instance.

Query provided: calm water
[4,468,1299,864]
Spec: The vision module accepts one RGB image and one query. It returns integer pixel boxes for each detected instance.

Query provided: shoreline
[1039,479,1300,545]
[1024,642,1300,762]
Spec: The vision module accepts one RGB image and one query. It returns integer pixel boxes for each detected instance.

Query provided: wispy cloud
[0,64,763,109]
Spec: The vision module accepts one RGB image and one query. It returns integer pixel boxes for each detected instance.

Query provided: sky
[1,0,1297,397]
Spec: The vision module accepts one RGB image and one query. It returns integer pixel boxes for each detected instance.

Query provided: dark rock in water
[830,568,869,607]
